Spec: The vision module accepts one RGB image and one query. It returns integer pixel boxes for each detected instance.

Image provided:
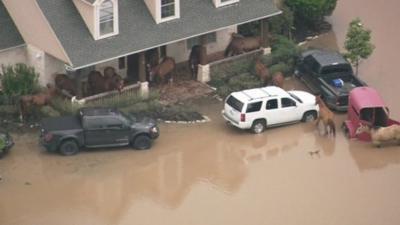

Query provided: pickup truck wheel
[133,135,152,150]
[59,140,79,156]
[302,111,317,122]
[251,120,266,134]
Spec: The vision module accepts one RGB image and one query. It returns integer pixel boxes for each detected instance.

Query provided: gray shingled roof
[0,1,24,51]
[36,0,280,69]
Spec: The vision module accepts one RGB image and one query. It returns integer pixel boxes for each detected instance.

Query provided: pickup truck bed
[41,116,82,131]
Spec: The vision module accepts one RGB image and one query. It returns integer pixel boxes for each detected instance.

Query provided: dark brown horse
[188,45,207,80]
[254,58,270,85]
[19,84,58,121]
[54,74,77,96]
[224,33,262,57]
[87,70,124,95]
[315,95,336,136]
[148,57,176,84]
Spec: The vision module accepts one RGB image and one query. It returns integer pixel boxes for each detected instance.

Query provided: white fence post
[140,81,149,99]
[197,64,210,83]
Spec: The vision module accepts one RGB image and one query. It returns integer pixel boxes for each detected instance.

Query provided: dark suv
[0,130,14,158]
[40,107,159,156]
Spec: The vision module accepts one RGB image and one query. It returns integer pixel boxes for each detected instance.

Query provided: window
[118,57,125,69]
[281,98,296,108]
[246,101,262,113]
[104,117,123,129]
[266,99,278,110]
[226,95,243,112]
[161,0,175,19]
[186,33,217,49]
[99,0,114,36]
[84,117,104,129]
[216,0,239,7]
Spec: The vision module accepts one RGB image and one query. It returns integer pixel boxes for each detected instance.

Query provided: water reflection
[348,142,400,172]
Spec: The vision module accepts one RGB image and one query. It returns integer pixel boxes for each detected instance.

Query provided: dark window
[281,98,296,108]
[304,56,320,74]
[161,0,175,19]
[226,95,244,112]
[104,117,123,129]
[321,64,352,75]
[118,57,125,69]
[84,117,104,129]
[246,101,262,113]
[186,33,217,49]
[266,99,278,110]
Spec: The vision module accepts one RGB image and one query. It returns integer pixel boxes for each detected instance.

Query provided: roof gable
[0,1,24,51]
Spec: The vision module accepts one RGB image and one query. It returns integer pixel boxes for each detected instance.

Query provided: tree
[268,4,294,39]
[344,18,375,76]
[286,0,337,27]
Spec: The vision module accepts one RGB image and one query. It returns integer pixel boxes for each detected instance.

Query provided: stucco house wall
[0,46,27,73]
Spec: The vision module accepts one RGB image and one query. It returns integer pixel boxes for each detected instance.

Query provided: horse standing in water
[148,57,176,84]
[315,95,336,136]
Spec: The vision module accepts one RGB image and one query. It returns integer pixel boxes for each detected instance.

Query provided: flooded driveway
[1,1,400,225]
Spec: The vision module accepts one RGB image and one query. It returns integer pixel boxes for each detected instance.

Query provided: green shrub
[270,35,300,75]
[286,0,337,27]
[268,4,295,38]
[238,21,261,37]
[0,63,39,97]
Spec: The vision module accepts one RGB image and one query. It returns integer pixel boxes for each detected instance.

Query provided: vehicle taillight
[44,133,53,142]
[240,113,246,122]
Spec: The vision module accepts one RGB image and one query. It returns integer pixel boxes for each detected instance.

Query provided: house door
[127,54,139,83]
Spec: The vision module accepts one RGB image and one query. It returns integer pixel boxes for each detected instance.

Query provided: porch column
[138,52,146,82]
[138,52,149,99]
[74,69,83,98]
[261,18,270,48]
[199,35,208,65]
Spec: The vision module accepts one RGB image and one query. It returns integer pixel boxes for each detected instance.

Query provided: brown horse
[254,58,270,85]
[271,72,284,89]
[148,57,176,84]
[315,95,336,136]
[19,84,58,121]
[224,33,262,57]
[87,70,124,95]
[54,74,77,96]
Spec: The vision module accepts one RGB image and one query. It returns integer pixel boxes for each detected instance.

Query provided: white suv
[222,86,319,133]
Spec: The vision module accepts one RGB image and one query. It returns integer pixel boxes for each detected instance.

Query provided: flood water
[1,1,400,225]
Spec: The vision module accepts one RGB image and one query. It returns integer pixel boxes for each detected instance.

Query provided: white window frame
[158,0,180,23]
[95,0,119,40]
[214,0,239,8]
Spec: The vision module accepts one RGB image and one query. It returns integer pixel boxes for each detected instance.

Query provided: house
[1,0,280,96]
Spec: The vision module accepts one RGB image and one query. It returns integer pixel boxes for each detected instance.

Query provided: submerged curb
[164,115,211,124]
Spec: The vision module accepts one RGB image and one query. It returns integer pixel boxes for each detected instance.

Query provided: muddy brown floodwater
[1,1,400,225]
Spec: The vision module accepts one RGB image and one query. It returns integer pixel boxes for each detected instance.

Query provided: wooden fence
[71,82,141,105]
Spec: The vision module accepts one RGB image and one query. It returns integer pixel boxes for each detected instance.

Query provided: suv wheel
[133,135,152,150]
[251,120,266,134]
[302,111,317,122]
[59,140,79,156]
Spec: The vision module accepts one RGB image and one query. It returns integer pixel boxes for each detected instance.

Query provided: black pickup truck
[295,49,366,111]
[40,107,159,156]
